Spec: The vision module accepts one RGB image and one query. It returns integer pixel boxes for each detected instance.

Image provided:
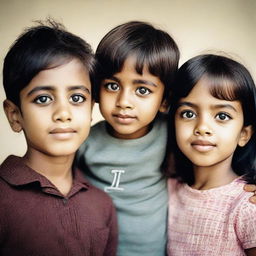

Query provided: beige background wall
[0,0,255,162]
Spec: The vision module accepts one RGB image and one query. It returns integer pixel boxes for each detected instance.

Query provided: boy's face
[99,56,166,139]
[11,59,92,158]
[174,79,252,171]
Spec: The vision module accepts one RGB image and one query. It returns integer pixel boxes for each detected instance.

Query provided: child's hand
[244,184,256,204]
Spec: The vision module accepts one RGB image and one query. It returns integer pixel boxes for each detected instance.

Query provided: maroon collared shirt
[0,155,118,256]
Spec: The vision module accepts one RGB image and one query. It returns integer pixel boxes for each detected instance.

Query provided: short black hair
[167,54,256,185]
[95,21,179,102]
[3,19,96,106]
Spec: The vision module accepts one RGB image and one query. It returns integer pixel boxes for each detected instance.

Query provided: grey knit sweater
[76,113,168,256]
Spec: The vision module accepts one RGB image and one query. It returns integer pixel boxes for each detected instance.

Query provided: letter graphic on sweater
[105,169,125,192]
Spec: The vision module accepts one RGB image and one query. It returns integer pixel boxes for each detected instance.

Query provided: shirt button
[62,198,68,205]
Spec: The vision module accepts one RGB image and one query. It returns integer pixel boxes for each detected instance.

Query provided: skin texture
[175,79,252,190]
[244,184,256,203]
[99,56,167,139]
[4,59,92,195]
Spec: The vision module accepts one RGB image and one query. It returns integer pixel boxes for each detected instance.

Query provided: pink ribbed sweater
[167,177,256,256]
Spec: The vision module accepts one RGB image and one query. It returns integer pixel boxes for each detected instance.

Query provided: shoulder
[0,157,23,205]
[0,155,24,187]
[231,181,256,249]
[229,179,256,220]
[168,178,178,187]
[167,178,183,194]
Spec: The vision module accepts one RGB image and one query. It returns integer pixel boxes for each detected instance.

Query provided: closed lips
[50,128,76,134]
[191,140,215,147]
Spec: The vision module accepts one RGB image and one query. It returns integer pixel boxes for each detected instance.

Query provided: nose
[116,89,134,109]
[52,101,72,122]
[194,118,212,136]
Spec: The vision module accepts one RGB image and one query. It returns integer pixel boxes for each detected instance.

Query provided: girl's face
[175,78,252,170]
[99,56,166,139]
[14,59,92,160]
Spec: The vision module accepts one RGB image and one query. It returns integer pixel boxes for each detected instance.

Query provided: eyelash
[215,112,232,121]
[104,83,152,96]
[33,95,52,105]
[179,110,232,121]
[105,83,120,91]
[136,87,151,96]
[180,110,196,119]
[33,94,86,105]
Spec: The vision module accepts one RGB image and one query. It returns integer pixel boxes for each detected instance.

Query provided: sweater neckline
[182,176,244,196]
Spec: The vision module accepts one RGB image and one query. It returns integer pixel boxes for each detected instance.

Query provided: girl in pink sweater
[167,54,256,256]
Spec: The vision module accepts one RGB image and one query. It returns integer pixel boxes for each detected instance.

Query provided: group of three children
[1,18,256,255]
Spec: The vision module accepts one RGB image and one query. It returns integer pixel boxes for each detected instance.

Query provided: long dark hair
[166,54,256,185]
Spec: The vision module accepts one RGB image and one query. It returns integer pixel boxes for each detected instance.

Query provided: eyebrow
[133,79,158,87]
[107,76,158,87]
[27,85,91,96]
[178,102,238,112]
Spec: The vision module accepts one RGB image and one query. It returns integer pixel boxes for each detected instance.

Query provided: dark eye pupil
[72,95,79,102]
[139,88,146,94]
[39,96,47,103]
[111,84,118,90]
[219,113,226,120]
[186,111,193,118]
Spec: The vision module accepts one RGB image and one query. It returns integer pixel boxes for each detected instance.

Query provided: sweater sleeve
[235,193,256,249]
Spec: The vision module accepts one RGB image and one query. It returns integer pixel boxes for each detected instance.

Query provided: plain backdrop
[0,0,255,162]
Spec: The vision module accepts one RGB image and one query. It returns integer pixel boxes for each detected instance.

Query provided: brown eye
[216,112,231,121]
[181,110,196,119]
[70,94,85,103]
[34,95,52,104]
[136,87,151,96]
[106,83,120,91]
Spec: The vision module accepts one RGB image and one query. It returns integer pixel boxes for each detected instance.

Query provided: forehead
[118,55,158,80]
[21,59,91,94]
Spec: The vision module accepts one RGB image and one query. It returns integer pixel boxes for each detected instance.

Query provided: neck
[192,160,238,190]
[23,149,74,196]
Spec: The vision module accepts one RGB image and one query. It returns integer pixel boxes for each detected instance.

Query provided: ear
[3,100,23,133]
[238,125,253,147]
[159,99,169,113]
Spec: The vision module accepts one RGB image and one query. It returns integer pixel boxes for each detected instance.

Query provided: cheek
[99,92,113,106]
[175,122,191,144]
[75,108,92,126]
[175,130,183,147]
[99,97,114,116]
[147,93,163,106]
[219,128,242,145]
[22,112,47,131]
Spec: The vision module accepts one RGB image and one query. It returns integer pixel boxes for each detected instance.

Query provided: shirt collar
[0,155,89,194]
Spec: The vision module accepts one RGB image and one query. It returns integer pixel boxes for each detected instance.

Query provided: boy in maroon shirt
[0,19,117,256]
